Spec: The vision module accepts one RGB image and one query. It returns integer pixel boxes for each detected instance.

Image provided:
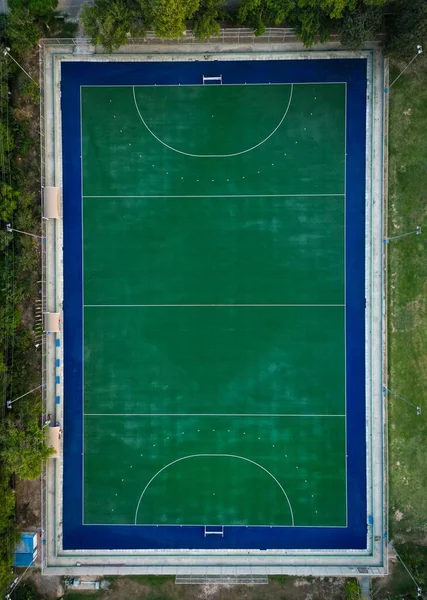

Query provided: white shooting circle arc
[133,453,295,525]
[132,85,294,158]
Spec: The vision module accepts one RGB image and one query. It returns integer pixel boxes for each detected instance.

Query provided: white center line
[84,413,346,417]
[84,193,345,198]
[84,304,345,308]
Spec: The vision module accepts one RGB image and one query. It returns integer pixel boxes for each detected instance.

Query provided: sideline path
[360,577,372,599]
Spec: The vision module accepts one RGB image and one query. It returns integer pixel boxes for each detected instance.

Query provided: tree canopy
[193,0,224,40]
[149,0,200,38]
[81,0,147,51]
[339,0,383,50]
[384,0,427,60]
[80,0,412,51]
[0,414,54,480]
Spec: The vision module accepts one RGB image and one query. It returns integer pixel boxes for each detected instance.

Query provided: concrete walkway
[360,577,372,600]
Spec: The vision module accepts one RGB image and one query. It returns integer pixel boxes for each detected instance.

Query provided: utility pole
[6,223,45,240]
[392,544,423,598]
[3,47,39,88]
[6,384,45,409]
[385,45,423,92]
[383,387,422,415]
[384,225,421,243]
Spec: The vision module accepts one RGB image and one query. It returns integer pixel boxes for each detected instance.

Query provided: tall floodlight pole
[385,45,423,92]
[383,387,422,415]
[4,556,37,600]
[384,225,421,243]
[3,47,39,88]
[6,384,44,409]
[6,223,45,240]
[392,544,423,598]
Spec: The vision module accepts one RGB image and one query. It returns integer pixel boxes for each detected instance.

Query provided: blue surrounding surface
[61,57,367,551]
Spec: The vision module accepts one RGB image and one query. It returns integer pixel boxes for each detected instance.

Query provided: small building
[13,532,38,567]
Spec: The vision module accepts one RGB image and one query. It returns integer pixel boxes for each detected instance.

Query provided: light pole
[385,45,423,93]
[384,225,421,243]
[392,544,423,598]
[3,47,39,88]
[383,387,422,415]
[6,223,45,240]
[6,384,45,409]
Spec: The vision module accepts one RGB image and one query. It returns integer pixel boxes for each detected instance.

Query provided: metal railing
[41,27,343,51]
[42,29,297,46]
[39,42,48,571]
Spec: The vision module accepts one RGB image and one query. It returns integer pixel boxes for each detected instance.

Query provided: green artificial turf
[81,82,346,528]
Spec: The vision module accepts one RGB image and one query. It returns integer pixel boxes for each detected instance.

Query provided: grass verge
[387,54,427,539]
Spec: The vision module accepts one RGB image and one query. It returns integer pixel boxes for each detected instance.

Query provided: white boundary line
[84,304,345,308]
[83,194,345,198]
[81,81,348,532]
[133,454,295,526]
[132,84,294,158]
[82,82,347,88]
[86,522,347,529]
[80,86,85,526]
[84,413,346,417]
[344,82,348,528]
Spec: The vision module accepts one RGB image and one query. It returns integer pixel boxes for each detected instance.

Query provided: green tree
[345,578,362,600]
[6,8,40,52]
[0,185,19,222]
[149,0,200,38]
[9,583,47,600]
[291,0,386,47]
[193,0,223,40]
[0,124,14,175]
[8,0,58,18]
[340,1,383,50]
[290,2,334,46]
[385,0,427,60]
[237,0,295,36]
[0,474,17,595]
[297,0,355,20]
[0,558,13,598]
[0,416,54,479]
[0,480,15,534]
[81,0,147,51]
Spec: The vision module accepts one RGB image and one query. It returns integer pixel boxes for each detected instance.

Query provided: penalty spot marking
[132,84,294,158]
[134,453,295,526]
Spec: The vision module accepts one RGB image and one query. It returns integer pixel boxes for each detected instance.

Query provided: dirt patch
[15,477,41,529]
[32,572,63,599]
[56,575,349,600]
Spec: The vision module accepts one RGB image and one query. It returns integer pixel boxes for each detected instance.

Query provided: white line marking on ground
[83,194,345,198]
[85,413,345,417]
[89,522,345,528]
[84,304,345,308]
[132,84,294,158]
[344,81,348,527]
[82,82,346,88]
[133,454,295,526]
[80,86,86,524]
